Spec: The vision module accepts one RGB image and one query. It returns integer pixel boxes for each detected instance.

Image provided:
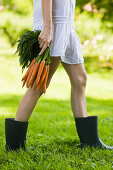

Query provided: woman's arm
[38,0,53,56]
[42,0,52,28]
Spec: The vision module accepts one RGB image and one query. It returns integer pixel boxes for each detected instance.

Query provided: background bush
[0,0,113,63]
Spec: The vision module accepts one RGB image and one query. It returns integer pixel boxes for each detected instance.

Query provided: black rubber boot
[5,118,29,152]
[75,116,113,150]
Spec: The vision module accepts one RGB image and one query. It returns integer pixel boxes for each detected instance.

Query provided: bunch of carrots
[21,48,50,93]
[16,30,51,93]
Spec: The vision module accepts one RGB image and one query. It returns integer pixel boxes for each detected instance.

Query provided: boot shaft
[5,118,29,151]
[75,115,113,149]
[75,116,99,145]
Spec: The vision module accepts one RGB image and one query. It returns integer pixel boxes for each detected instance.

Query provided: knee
[71,71,87,90]
[81,71,87,87]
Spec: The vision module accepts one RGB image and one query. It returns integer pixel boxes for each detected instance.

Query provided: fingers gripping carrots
[17,30,51,94]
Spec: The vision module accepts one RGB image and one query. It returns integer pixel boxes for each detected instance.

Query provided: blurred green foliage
[0,0,113,22]
[0,21,29,46]
[0,0,33,15]
[0,0,113,64]
[76,0,113,22]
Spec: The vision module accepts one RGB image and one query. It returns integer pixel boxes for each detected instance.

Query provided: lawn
[0,34,113,170]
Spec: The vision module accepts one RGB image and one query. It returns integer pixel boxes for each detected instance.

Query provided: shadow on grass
[0,94,113,153]
[0,93,113,118]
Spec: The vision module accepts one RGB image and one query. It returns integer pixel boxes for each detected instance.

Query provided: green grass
[0,35,113,169]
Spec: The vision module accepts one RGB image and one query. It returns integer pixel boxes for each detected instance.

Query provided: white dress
[33,0,84,64]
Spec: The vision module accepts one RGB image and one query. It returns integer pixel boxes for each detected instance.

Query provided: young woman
[5,0,113,151]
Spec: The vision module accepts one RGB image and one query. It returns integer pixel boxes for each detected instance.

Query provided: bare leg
[61,62,87,118]
[15,57,61,122]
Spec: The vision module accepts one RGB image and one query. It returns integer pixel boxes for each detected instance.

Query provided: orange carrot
[22,77,27,88]
[35,83,41,92]
[35,65,48,91]
[29,62,40,88]
[34,60,45,87]
[27,64,36,88]
[26,63,35,88]
[22,58,36,81]
[42,65,50,93]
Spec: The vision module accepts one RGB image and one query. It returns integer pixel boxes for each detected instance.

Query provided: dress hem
[61,59,84,65]
[50,55,84,65]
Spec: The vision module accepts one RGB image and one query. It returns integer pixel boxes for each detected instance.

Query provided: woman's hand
[38,26,53,56]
